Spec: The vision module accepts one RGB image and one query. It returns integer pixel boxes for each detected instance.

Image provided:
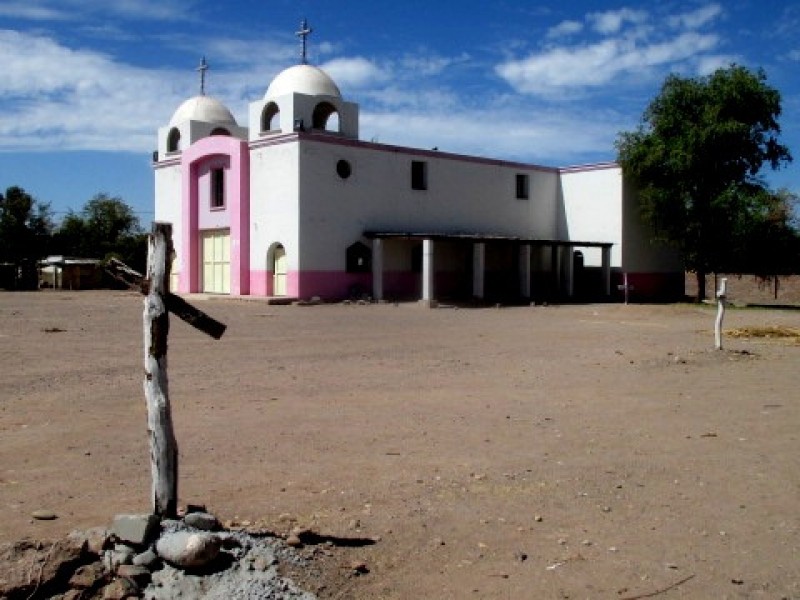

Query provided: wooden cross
[296,18,313,64]
[107,223,226,517]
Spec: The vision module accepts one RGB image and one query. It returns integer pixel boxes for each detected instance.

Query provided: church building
[154,29,683,304]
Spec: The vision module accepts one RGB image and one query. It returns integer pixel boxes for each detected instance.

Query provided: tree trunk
[695,270,707,303]
[143,223,178,517]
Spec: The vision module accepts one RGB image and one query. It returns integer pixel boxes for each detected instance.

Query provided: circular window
[336,159,352,179]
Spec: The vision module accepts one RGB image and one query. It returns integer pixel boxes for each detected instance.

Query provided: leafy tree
[54,193,147,271]
[737,188,800,278]
[616,65,793,300]
[0,186,53,288]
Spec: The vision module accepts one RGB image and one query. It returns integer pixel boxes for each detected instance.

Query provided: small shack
[39,256,103,290]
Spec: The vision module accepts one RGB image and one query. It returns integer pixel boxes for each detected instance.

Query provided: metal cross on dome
[296,18,313,64]
[196,56,209,95]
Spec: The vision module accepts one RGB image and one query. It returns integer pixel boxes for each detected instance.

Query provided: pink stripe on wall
[250,270,269,296]
[294,271,372,299]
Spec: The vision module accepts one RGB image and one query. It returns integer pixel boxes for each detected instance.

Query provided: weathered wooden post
[105,232,225,517]
[143,223,178,517]
[714,277,727,350]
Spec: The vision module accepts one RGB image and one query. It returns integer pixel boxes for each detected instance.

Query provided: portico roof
[363,231,613,248]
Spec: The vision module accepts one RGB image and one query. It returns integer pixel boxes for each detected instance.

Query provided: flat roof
[364,231,613,248]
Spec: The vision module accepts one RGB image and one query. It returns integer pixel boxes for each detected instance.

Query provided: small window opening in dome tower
[210,127,230,136]
[312,102,339,132]
[167,128,181,153]
[261,102,280,132]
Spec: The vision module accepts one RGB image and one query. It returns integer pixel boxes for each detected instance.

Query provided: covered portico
[365,231,613,306]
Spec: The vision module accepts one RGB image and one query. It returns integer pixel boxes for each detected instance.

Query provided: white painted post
[618,272,634,305]
[143,223,179,517]
[714,277,727,350]
[372,238,383,301]
[421,239,435,307]
[472,242,485,299]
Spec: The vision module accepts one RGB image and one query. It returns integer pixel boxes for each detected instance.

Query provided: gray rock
[183,511,221,531]
[111,514,160,546]
[110,544,135,569]
[156,531,221,568]
[70,527,112,556]
[132,547,159,568]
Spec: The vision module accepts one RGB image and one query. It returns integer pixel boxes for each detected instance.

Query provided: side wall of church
[559,165,624,268]
[293,136,561,298]
[154,160,183,289]
[249,140,301,296]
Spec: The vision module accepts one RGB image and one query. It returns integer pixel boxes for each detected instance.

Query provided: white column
[472,242,485,299]
[601,245,611,297]
[372,238,383,301]
[421,239,435,306]
[519,244,531,298]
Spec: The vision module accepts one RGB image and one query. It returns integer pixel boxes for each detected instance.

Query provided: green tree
[54,194,147,271]
[0,186,53,288]
[616,65,793,300]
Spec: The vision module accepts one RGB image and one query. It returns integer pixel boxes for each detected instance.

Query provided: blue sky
[0,0,798,224]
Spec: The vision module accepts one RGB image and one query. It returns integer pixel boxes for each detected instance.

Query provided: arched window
[210,127,230,136]
[346,242,371,273]
[167,127,181,152]
[312,102,339,132]
[261,102,280,132]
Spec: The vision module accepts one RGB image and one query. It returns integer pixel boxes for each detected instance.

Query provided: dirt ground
[1,291,799,599]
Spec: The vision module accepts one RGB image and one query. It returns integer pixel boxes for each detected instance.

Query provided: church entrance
[272,244,287,296]
[200,229,230,294]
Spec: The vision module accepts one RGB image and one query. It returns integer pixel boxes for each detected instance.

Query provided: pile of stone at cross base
[0,507,319,599]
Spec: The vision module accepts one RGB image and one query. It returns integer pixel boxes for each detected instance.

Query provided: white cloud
[0,2,70,20]
[668,3,722,30]
[588,8,647,34]
[400,53,470,76]
[320,57,388,89]
[360,104,620,165]
[496,5,722,97]
[0,0,197,22]
[546,20,583,39]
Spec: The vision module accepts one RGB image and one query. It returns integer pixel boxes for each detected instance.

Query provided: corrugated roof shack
[40,257,103,290]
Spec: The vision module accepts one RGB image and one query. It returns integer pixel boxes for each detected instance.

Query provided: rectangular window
[211,168,225,208]
[411,160,428,190]
[516,174,529,199]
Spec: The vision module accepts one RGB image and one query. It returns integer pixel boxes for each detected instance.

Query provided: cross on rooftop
[296,18,313,64]
[196,56,209,95]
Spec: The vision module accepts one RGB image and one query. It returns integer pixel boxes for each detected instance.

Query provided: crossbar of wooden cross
[106,257,226,339]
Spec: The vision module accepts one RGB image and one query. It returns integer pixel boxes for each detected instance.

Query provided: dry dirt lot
[1,291,799,599]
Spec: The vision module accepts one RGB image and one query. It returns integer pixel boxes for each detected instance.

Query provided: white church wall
[154,162,183,282]
[559,165,623,267]
[249,142,301,294]
[296,137,561,272]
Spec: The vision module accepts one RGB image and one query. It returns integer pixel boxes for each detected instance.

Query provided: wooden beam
[106,258,226,340]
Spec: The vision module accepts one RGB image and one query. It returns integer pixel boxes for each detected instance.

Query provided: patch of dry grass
[727,325,800,342]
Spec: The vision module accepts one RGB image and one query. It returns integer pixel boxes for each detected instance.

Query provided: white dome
[169,95,237,127]
[265,65,341,100]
